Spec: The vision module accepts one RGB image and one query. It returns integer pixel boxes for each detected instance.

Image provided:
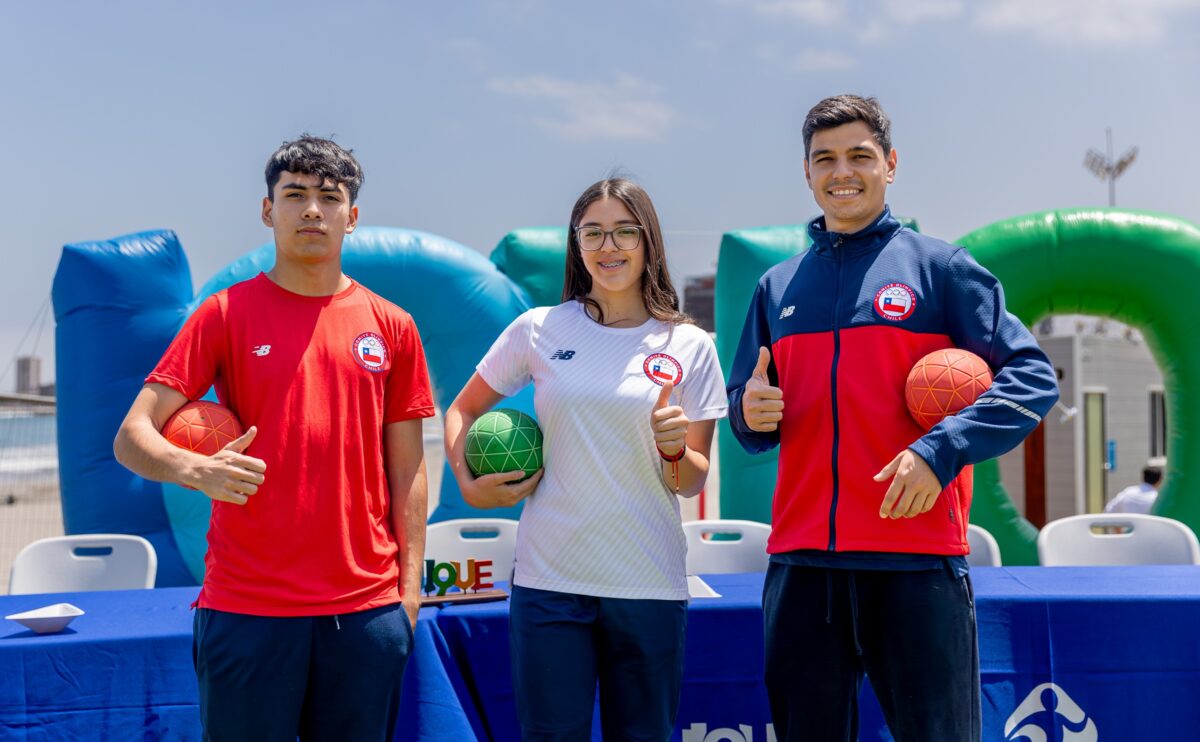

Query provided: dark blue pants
[193,603,413,742]
[509,585,687,741]
[763,562,981,742]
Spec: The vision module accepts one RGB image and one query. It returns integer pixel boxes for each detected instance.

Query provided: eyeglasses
[575,225,644,251]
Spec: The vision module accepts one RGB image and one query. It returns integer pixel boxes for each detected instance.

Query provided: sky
[2,0,1198,389]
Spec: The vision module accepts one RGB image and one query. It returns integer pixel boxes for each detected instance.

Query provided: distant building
[684,275,715,332]
[16,356,41,395]
[999,316,1163,524]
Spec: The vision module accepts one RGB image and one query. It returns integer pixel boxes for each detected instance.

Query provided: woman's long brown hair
[562,178,691,326]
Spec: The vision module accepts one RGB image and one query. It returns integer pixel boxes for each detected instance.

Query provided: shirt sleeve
[476,310,534,398]
[725,280,781,454]
[145,295,225,399]
[908,248,1060,487]
[385,313,436,424]
[682,330,728,422]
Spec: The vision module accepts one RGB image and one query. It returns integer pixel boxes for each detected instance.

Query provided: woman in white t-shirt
[445,178,728,739]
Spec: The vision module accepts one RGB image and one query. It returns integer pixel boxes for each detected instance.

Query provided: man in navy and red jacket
[727,95,1058,741]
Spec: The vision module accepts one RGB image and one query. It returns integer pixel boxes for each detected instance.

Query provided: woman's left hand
[650,381,689,456]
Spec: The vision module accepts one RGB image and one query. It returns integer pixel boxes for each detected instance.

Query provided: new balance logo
[779,306,795,319]
[252,345,272,357]
[549,349,576,360]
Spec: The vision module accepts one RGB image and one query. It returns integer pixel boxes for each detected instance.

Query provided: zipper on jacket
[828,237,844,551]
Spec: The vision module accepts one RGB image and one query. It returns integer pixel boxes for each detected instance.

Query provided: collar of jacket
[807,206,903,259]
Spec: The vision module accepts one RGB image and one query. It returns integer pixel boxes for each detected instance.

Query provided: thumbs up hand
[184,425,267,505]
[743,346,785,432]
[650,381,688,458]
[223,426,257,455]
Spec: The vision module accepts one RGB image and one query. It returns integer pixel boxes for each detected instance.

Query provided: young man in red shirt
[115,136,434,740]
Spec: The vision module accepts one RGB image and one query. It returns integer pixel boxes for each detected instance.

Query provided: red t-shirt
[147,273,435,616]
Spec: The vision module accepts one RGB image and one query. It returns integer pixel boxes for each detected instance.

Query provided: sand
[0,480,64,594]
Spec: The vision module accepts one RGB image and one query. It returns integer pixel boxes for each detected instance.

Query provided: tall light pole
[1084,128,1138,207]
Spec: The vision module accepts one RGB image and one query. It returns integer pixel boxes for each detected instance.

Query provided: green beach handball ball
[465,409,544,481]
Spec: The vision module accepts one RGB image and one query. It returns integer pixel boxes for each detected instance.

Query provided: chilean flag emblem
[643,353,684,387]
[353,332,389,372]
[873,283,917,322]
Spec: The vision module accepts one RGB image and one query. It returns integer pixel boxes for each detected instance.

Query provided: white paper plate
[5,603,85,634]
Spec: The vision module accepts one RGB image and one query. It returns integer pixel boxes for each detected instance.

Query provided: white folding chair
[424,518,519,583]
[683,519,771,575]
[1037,513,1200,566]
[9,534,158,595]
[966,524,1003,567]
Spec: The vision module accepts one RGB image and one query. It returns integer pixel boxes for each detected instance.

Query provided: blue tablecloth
[0,589,463,741]
[0,587,199,740]
[974,566,1200,741]
[3,567,1200,740]
[433,572,771,740]
[433,568,1200,741]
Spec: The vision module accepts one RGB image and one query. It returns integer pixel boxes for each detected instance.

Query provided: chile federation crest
[643,353,684,386]
[353,332,389,372]
[874,282,917,322]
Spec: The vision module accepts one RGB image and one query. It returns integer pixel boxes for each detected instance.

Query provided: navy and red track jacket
[727,208,1059,556]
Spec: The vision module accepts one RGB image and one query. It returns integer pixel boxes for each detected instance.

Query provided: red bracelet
[657,444,686,494]
[656,444,686,462]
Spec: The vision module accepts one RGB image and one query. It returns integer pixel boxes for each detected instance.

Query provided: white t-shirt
[477,301,728,600]
[1104,483,1158,514]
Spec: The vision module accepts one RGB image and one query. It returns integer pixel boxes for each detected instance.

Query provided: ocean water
[0,412,58,481]
[0,412,62,595]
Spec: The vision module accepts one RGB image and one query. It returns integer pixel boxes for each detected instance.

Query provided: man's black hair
[802,95,892,160]
[1143,466,1164,486]
[265,135,364,204]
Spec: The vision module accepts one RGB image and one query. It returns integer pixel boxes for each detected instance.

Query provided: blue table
[1,588,200,739]
[0,588,466,741]
[974,566,1200,741]
[4,568,1200,741]
[434,572,770,741]
[433,568,1200,741]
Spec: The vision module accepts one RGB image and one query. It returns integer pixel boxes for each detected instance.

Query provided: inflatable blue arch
[53,227,545,585]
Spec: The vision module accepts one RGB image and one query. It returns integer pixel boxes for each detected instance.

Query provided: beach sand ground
[0,480,64,594]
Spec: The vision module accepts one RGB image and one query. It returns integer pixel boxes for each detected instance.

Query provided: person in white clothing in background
[1105,462,1164,514]
[445,177,728,740]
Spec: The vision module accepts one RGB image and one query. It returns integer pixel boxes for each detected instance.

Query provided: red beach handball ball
[162,401,245,456]
[905,349,993,430]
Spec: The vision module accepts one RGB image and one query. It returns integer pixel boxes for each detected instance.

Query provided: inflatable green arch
[717,209,1200,564]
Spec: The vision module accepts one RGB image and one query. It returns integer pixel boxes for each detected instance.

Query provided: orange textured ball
[905,349,993,430]
[162,401,244,456]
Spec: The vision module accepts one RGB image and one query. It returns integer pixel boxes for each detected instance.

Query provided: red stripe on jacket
[768,324,971,556]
